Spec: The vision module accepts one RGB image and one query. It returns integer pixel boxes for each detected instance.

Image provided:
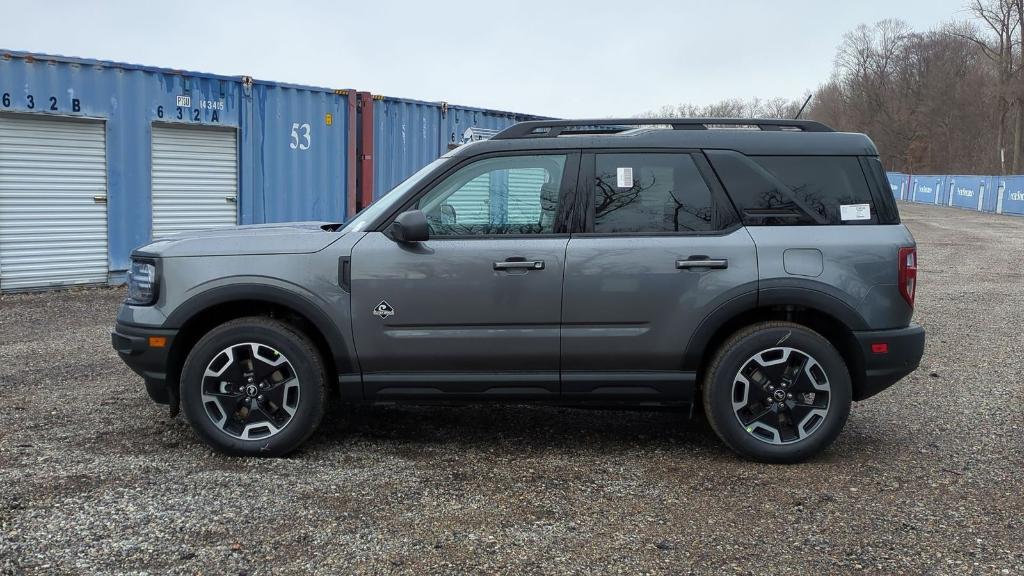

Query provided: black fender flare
[164,282,352,372]
[683,281,869,370]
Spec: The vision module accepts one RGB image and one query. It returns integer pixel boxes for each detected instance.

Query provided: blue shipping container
[370,97,445,201]
[368,96,546,200]
[244,81,354,224]
[0,50,354,277]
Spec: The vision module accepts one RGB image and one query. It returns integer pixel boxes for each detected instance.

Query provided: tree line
[649,1,1024,175]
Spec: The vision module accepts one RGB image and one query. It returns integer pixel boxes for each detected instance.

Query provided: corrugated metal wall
[370,98,444,202]
[0,50,548,290]
[368,97,546,201]
[0,115,108,289]
[244,83,354,223]
[0,51,360,288]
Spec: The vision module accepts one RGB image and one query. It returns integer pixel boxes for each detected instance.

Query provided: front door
[561,151,758,400]
[350,152,579,400]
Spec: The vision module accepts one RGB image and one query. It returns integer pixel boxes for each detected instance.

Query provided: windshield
[340,157,449,234]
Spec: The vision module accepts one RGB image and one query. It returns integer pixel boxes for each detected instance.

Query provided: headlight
[126,259,159,306]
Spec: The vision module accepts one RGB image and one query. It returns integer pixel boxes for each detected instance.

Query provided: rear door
[560,150,758,400]
[350,151,579,400]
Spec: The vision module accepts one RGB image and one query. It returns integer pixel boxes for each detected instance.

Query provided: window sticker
[840,204,871,221]
[616,167,633,189]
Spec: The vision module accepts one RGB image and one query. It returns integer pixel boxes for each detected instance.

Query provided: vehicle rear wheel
[702,321,852,463]
[180,317,327,456]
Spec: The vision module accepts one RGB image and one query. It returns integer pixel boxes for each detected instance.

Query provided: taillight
[898,247,917,307]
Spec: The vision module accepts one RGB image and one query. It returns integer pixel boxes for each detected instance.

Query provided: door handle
[676,258,728,270]
[494,260,545,270]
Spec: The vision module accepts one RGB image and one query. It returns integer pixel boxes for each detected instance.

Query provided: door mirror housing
[387,210,430,243]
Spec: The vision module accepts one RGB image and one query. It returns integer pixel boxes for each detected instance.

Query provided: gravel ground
[1,202,1022,575]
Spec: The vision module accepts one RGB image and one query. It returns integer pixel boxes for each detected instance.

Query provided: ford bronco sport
[112,118,925,463]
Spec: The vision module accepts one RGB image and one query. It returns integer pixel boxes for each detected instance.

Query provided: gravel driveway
[1,202,1022,575]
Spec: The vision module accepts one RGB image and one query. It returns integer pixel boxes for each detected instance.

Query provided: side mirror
[387,210,430,243]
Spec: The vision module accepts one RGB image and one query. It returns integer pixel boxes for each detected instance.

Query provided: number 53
[290,123,311,150]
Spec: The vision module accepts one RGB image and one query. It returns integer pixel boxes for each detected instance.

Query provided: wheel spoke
[731,346,831,446]
[787,402,828,439]
[777,409,800,443]
[262,372,296,394]
[781,352,809,389]
[200,341,301,441]
[255,402,284,427]
[741,404,781,433]
[787,362,815,393]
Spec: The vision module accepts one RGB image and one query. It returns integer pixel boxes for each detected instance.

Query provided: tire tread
[701,321,850,463]
[180,316,328,457]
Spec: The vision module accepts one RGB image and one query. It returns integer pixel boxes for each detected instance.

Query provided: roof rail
[492,118,835,139]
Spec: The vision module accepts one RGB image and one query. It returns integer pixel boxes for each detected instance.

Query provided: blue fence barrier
[946,175,991,211]
[889,172,1024,217]
[910,175,944,205]
[887,173,909,200]
[998,177,1024,215]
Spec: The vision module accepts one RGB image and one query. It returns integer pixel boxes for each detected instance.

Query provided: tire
[702,321,852,463]
[180,317,327,457]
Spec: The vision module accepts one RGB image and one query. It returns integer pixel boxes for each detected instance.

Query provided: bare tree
[641,3,1015,175]
[641,96,805,120]
[951,0,1020,172]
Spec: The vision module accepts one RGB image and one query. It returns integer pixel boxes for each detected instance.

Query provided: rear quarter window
[707,151,877,225]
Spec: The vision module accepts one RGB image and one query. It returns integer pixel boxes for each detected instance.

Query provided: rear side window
[591,153,730,233]
[707,151,876,225]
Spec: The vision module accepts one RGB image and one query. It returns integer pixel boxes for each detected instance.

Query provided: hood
[134,222,344,258]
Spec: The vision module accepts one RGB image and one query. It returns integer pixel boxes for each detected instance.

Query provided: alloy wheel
[200,342,300,440]
[731,346,831,445]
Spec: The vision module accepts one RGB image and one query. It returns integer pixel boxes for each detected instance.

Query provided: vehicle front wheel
[180,317,327,457]
[702,321,852,463]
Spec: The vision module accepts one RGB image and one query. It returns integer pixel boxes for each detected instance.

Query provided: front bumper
[851,323,926,400]
[111,321,178,405]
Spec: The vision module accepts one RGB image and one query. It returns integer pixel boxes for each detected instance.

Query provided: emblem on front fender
[373,300,395,319]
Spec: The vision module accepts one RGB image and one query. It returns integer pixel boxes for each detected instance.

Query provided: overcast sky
[1,0,969,118]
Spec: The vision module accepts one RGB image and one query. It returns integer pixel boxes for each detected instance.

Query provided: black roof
[451,118,878,157]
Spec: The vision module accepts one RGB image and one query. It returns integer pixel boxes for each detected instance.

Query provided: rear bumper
[111,322,177,405]
[851,323,925,400]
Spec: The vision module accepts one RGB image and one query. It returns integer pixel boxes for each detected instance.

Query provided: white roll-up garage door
[0,115,109,291]
[151,125,237,239]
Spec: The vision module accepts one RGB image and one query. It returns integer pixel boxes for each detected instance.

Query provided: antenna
[794,94,813,120]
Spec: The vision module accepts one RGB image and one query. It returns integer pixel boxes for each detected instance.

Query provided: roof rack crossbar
[492,118,834,139]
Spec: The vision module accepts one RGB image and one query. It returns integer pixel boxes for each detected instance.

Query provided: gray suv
[112,118,925,463]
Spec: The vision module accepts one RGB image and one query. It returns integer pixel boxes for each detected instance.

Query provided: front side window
[415,155,566,236]
[592,153,720,233]
[340,157,447,234]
